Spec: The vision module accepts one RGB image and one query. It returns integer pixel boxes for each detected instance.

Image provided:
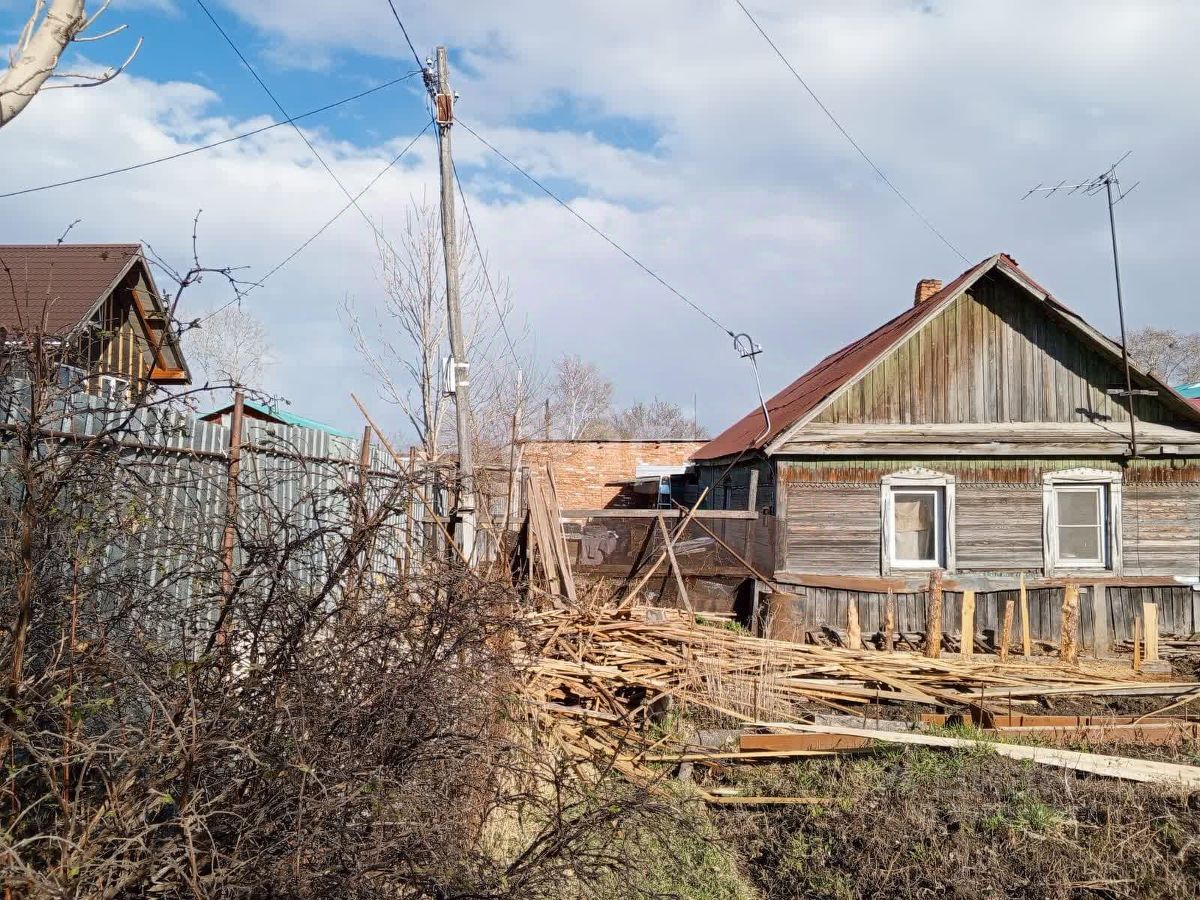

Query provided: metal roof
[0,244,143,333]
[693,253,1200,461]
[202,398,356,439]
[693,256,997,461]
[1176,382,1200,399]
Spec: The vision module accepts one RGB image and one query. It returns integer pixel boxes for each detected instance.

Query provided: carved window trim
[1042,468,1123,576]
[880,468,956,576]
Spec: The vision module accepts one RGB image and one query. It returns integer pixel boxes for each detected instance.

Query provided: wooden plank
[1133,614,1143,671]
[657,514,692,615]
[925,570,943,658]
[884,591,896,652]
[921,713,1193,728]
[847,601,862,650]
[1020,574,1032,656]
[740,732,873,752]
[561,508,759,520]
[1145,601,1160,662]
[1061,583,1080,663]
[961,589,976,659]
[779,724,1200,788]
[1092,583,1113,658]
[999,598,1014,663]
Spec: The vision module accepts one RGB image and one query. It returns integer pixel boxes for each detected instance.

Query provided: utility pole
[430,46,476,561]
[1022,154,1152,457]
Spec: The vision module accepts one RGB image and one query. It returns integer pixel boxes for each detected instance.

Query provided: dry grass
[713,746,1200,900]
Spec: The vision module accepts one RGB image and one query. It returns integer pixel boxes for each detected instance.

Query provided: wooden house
[0,243,190,393]
[692,254,1200,647]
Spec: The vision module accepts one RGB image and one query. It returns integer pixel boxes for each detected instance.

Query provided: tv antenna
[1023,152,1153,457]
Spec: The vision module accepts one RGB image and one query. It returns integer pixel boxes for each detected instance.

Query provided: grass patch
[707,745,1200,899]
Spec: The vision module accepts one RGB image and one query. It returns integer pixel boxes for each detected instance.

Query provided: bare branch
[0,0,141,129]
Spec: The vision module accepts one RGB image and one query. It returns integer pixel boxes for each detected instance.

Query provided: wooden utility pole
[433,46,476,562]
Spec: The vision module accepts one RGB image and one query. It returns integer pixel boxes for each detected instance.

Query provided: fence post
[218,391,245,642]
[925,569,943,659]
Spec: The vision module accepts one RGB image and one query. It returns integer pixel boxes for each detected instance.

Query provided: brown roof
[0,244,143,333]
[693,255,1005,461]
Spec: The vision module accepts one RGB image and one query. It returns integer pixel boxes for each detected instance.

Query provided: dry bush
[0,331,707,898]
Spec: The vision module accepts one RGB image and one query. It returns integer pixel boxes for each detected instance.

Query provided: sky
[1,0,1198,439]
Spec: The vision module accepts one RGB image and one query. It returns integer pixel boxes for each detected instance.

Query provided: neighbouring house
[520,439,704,511]
[0,243,190,393]
[693,253,1200,646]
[1177,381,1200,412]
[200,398,355,439]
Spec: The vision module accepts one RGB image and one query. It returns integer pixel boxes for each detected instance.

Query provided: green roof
[1176,382,1200,399]
[202,399,356,439]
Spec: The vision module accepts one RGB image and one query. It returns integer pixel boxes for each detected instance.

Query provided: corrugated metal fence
[0,384,423,628]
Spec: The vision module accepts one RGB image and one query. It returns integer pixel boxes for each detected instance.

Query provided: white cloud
[4,1,1200,438]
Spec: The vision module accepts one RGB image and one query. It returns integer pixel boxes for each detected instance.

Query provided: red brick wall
[521,440,703,509]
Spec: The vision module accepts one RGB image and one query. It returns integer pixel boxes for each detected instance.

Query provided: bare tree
[185,303,272,389]
[0,0,141,129]
[345,194,530,465]
[608,398,707,440]
[548,353,614,439]
[1127,326,1200,386]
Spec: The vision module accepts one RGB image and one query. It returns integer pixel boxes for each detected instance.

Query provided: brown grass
[711,746,1200,899]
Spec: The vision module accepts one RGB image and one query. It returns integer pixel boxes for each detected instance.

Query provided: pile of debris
[518,602,1200,802]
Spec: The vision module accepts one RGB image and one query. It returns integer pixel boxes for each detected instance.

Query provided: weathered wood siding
[778,457,1200,578]
[770,584,1199,647]
[814,273,1185,428]
[698,457,772,512]
[1124,483,1200,577]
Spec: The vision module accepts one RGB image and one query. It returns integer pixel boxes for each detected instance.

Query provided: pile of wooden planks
[523,466,576,603]
[519,602,1200,799]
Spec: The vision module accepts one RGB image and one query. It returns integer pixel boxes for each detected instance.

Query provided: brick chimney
[914,278,943,306]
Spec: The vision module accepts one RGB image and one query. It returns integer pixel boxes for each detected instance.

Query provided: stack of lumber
[523,466,576,603]
[1116,637,1200,659]
[518,603,1200,798]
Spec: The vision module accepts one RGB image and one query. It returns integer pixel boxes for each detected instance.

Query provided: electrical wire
[456,118,739,341]
[194,0,406,261]
[732,0,968,264]
[0,73,419,201]
[450,160,522,371]
[385,0,425,70]
[195,121,433,325]
[458,118,775,448]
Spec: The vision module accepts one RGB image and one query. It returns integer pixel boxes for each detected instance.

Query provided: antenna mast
[1023,154,1151,457]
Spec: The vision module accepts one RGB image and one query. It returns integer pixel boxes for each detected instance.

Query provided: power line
[194,0,405,259]
[456,118,739,341]
[0,73,420,201]
[384,0,425,70]
[196,121,434,325]
[450,160,522,370]
[732,0,968,263]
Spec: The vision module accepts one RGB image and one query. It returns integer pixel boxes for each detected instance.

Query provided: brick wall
[521,440,704,509]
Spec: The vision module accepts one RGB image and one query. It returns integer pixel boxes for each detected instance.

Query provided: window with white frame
[97,374,131,400]
[881,470,955,573]
[1042,469,1122,574]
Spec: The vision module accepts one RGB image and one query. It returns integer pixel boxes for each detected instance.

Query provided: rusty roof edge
[761,254,1003,456]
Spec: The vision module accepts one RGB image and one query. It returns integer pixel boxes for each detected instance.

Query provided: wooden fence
[766,583,1200,651]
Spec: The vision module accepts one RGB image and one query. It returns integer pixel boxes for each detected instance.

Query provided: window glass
[1055,486,1104,563]
[894,490,936,562]
[1058,490,1099,527]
